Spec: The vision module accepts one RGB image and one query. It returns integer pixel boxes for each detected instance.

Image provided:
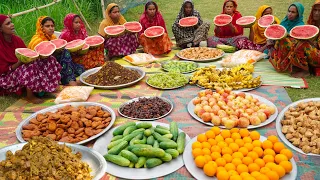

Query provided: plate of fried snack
[176,47,224,62]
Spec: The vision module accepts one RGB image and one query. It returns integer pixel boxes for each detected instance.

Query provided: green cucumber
[160,153,172,162]
[152,132,172,142]
[146,158,163,168]
[169,121,179,141]
[153,140,159,148]
[120,150,139,163]
[144,129,153,137]
[165,149,179,159]
[154,128,170,135]
[132,135,147,144]
[104,154,130,167]
[147,136,155,145]
[122,131,143,142]
[159,141,178,149]
[111,135,123,142]
[108,139,124,150]
[162,134,173,139]
[131,147,165,158]
[130,133,143,146]
[127,144,152,151]
[131,128,146,134]
[123,126,137,136]
[129,162,134,168]
[135,157,147,168]
[136,122,152,129]
[113,122,136,136]
[156,125,170,131]
[108,141,128,155]
[177,132,186,154]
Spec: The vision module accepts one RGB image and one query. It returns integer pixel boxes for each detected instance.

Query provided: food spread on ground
[0,137,92,180]
[162,60,198,73]
[187,127,294,179]
[147,72,189,89]
[178,47,224,61]
[280,101,320,154]
[119,97,172,119]
[190,63,261,90]
[21,105,112,143]
[85,61,141,86]
[103,122,186,168]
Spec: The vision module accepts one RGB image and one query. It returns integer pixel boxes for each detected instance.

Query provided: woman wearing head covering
[172,0,210,48]
[0,14,61,104]
[98,3,139,58]
[207,0,243,48]
[28,16,84,85]
[138,1,173,55]
[60,13,105,69]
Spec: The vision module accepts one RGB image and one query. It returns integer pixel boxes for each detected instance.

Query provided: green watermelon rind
[34,41,56,59]
[79,43,90,55]
[179,16,199,27]
[65,39,85,53]
[214,14,232,26]
[258,15,274,28]
[264,24,287,40]
[84,35,105,48]
[51,39,67,50]
[123,21,142,33]
[15,48,39,64]
[236,16,256,28]
[289,25,319,40]
[144,26,165,38]
[104,25,126,37]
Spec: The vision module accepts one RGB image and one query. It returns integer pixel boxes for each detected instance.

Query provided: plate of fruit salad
[183,127,297,180]
[187,89,278,129]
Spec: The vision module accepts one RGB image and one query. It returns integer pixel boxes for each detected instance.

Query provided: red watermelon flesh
[236,16,256,27]
[79,43,89,55]
[104,25,126,36]
[85,35,105,48]
[65,39,85,52]
[51,39,67,50]
[124,22,142,33]
[258,15,274,28]
[264,24,287,40]
[290,25,319,40]
[144,26,165,38]
[15,48,39,63]
[179,16,198,27]
[34,41,56,58]
[214,14,232,26]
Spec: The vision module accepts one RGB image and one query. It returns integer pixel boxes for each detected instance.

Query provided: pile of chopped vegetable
[162,61,198,73]
[147,72,189,89]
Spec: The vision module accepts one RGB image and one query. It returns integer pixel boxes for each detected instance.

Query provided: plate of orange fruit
[183,127,297,180]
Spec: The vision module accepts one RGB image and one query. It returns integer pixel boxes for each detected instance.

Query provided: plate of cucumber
[93,121,190,179]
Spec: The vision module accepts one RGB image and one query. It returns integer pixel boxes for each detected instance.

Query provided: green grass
[0,0,319,111]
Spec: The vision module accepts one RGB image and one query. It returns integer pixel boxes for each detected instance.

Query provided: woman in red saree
[60,13,105,69]
[138,1,172,55]
[0,14,61,104]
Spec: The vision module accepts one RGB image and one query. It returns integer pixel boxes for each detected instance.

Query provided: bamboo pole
[9,0,62,18]
[71,0,92,31]
[101,0,106,18]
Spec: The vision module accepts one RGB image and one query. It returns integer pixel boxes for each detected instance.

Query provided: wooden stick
[71,0,92,31]
[100,0,106,18]
[9,0,62,18]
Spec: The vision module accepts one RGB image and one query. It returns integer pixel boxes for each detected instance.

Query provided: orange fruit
[263,154,275,163]
[192,141,202,149]
[222,154,233,163]
[211,126,221,135]
[242,156,253,166]
[207,160,218,167]
[280,148,293,160]
[248,163,260,173]
[216,157,227,167]
[244,143,254,151]
[244,176,256,180]
[225,163,236,171]
[235,139,245,147]
[275,154,288,164]
[262,140,273,150]
[232,152,244,159]
[229,143,240,152]
[228,170,239,176]
[205,130,216,139]
[260,167,271,174]
[202,148,212,155]
[254,158,265,168]
[259,174,270,180]
[267,135,279,144]
[229,175,242,180]
[202,142,211,149]
[215,135,224,143]
[197,134,208,143]
[240,172,251,178]
[217,170,229,180]
[263,148,276,156]
[225,138,234,145]
[204,154,213,162]
[194,155,206,168]
[211,151,222,161]
[231,133,241,140]
[239,129,250,138]
[232,158,243,167]
[211,145,222,153]
[221,130,231,139]
[203,162,217,177]
[218,141,228,149]
[192,148,203,158]
[247,151,259,161]
[279,161,293,173]
[236,164,249,174]
[271,165,286,178]
[221,147,233,155]
[217,167,227,174]
[208,138,217,146]
[243,137,252,144]
[238,147,249,156]
[252,140,262,148]
[273,142,285,153]
[250,131,260,140]
[252,147,263,157]
[251,171,261,178]
[230,128,239,133]
[265,162,277,170]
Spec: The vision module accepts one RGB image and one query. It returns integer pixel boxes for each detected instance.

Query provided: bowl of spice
[118,96,173,121]
[80,62,145,89]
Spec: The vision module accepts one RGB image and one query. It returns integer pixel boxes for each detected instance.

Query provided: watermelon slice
[34,41,56,58]
[214,14,232,26]
[179,16,199,27]
[79,43,90,55]
[51,39,67,50]
[65,39,85,53]
[15,48,39,64]
[258,15,274,28]
[236,16,256,28]
[124,21,142,33]
[104,25,126,37]
[290,25,319,40]
[264,24,287,40]
[144,26,165,38]
[85,35,105,48]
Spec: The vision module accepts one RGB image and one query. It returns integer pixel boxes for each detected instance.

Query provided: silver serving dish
[176,47,225,62]
[80,66,146,89]
[160,60,199,74]
[0,142,107,180]
[118,96,173,121]
[16,102,116,145]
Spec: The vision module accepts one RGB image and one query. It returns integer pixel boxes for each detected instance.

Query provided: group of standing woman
[0,0,320,103]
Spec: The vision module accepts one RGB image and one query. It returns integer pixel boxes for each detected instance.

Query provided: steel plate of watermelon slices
[144,26,165,38]
[34,41,56,58]
[15,48,39,64]
[179,16,198,27]
[79,43,90,55]
[214,14,232,26]
[51,39,67,50]
[85,35,105,48]
[236,16,256,28]
[289,25,319,40]
[104,25,126,37]
[65,39,85,53]
[258,15,274,28]
[264,24,287,40]
[123,21,142,33]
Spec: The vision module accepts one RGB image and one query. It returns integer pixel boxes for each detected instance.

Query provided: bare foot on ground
[26,89,44,104]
